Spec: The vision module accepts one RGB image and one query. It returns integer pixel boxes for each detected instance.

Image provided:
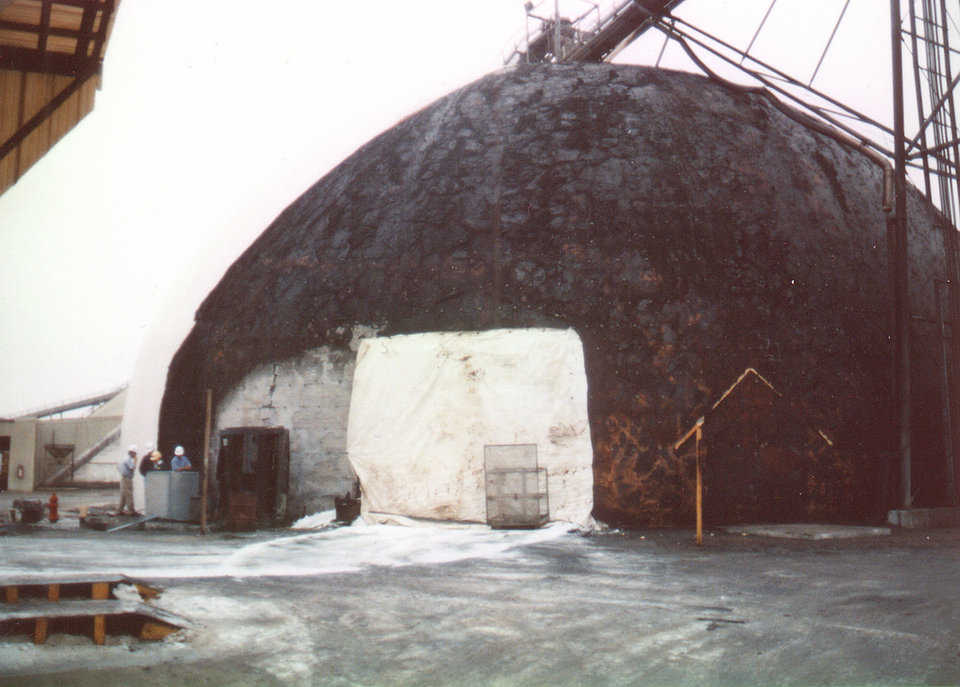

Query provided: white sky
[0,1,914,416]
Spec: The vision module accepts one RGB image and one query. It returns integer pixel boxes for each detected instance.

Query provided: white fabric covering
[347,328,594,526]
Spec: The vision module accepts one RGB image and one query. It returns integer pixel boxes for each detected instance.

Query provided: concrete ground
[1,493,959,686]
[0,487,118,524]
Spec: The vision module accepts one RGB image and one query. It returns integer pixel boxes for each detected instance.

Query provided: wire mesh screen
[484,444,549,528]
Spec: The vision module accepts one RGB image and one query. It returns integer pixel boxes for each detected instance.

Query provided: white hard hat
[128,444,137,452]
[174,445,185,456]
[144,442,154,451]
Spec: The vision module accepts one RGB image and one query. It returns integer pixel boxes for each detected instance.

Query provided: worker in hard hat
[116,445,138,516]
[137,441,155,476]
[171,445,193,472]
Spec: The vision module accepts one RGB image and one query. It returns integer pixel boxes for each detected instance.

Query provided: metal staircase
[505,0,685,65]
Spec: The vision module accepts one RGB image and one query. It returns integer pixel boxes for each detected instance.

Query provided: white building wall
[213,345,357,517]
[73,434,123,483]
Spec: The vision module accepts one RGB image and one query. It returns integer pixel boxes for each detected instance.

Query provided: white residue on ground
[220,520,577,578]
[0,520,580,680]
[290,509,337,529]
[0,520,580,581]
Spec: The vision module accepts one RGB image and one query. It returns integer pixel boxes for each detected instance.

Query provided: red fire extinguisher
[48,493,59,523]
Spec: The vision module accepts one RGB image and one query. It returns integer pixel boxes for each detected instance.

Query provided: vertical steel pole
[201,388,212,533]
[908,0,933,200]
[937,0,960,217]
[935,0,960,504]
[935,280,958,503]
[891,0,913,507]
[554,0,562,61]
[695,425,703,546]
[947,219,960,504]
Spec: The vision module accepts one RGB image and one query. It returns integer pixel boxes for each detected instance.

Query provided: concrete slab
[887,506,960,528]
[723,523,892,540]
[2,526,959,685]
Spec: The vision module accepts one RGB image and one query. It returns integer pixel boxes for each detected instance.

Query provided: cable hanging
[809,0,851,86]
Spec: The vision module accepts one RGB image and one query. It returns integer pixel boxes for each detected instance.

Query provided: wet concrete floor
[1,521,959,686]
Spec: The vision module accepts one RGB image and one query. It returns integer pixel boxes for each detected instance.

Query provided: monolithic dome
[158,63,953,527]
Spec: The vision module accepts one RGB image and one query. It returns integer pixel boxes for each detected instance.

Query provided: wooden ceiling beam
[0,18,100,41]
[73,0,94,56]
[41,0,111,9]
[0,62,98,163]
[0,44,99,74]
[37,0,51,52]
[0,0,118,196]
[87,0,112,61]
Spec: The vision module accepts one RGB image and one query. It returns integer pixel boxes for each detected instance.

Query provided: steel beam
[890,0,913,508]
[0,44,99,75]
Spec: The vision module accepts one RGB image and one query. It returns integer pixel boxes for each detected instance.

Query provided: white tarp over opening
[347,328,594,526]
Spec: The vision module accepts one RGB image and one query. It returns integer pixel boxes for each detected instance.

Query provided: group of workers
[116,442,193,516]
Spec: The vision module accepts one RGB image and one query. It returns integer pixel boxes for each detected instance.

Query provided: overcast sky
[0,1,904,416]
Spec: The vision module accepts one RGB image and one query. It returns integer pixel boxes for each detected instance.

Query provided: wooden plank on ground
[140,620,178,640]
[135,583,160,601]
[1,574,128,587]
[0,575,162,599]
[0,599,137,621]
[107,514,159,532]
[0,599,191,627]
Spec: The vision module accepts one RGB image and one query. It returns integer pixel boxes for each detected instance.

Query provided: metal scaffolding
[506,0,960,508]
[901,0,960,506]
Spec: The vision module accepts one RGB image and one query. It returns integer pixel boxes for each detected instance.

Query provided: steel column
[891,0,913,508]
[908,0,933,199]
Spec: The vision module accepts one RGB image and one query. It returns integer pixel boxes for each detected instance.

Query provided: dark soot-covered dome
[163,63,952,526]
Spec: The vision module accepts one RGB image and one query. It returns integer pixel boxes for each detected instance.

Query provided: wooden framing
[0,575,186,645]
[0,0,120,196]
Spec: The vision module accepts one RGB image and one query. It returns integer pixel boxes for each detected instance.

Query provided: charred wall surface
[161,64,952,526]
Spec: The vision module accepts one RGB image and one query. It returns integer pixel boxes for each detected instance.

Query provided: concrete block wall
[35,416,122,484]
[72,435,123,483]
[1,419,37,491]
[213,345,356,517]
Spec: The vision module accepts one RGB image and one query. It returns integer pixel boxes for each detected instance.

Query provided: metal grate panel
[484,444,549,528]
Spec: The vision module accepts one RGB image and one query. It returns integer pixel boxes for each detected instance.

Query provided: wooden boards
[0,0,121,195]
[0,575,187,645]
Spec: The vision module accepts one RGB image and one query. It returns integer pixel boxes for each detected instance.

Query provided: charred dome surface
[163,63,950,526]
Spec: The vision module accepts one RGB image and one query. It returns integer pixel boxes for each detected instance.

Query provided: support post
[936,280,959,504]
[891,0,913,507]
[554,0,561,60]
[948,224,960,505]
[33,618,48,644]
[201,389,212,533]
[907,0,932,199]
[91,582,108,646]
[695,425,703,546]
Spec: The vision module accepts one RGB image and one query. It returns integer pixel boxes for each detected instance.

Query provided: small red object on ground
[48,493,58,523]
